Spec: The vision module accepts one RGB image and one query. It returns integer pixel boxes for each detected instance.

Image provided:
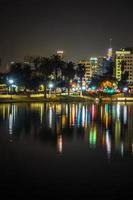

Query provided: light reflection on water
[0,102,133,158]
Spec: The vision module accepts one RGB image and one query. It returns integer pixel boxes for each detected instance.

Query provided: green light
[89,128,96,146]
[105,104,109,113]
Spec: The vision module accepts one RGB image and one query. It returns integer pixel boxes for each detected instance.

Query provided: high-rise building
[79,58,98,80]
[107,48,113,60]
[57,50,64,59]
[24,55,43,70]
[115,48,133,83]
[107,38,113,60]
[99,56,114,77]
[90,57,98,75]
[79,60,92,80]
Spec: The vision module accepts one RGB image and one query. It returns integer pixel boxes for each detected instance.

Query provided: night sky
[0,0,133,71]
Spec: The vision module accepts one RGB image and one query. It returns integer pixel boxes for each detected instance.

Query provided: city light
[8,79,14,84]
[91,86,96,90]
[57,50,64,54]
[82,86,86,91]
[49,83,54,89]
[123,87,128,92]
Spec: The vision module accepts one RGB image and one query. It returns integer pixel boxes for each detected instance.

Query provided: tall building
[79,58,98,80]
[79,60,92,80]
[95,57,107,77]
[90,57,98,75]
[24,55,43,70]
[107,38,113,60]
[115,48,133,83]
[24,55,42,64]
[107,48,113,60]
[57,50,64,59]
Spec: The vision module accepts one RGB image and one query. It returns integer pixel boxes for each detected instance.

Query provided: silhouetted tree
[39,57,53,98]
[76,63,86,95]
[61,62,75,95]
[51,55,64,94]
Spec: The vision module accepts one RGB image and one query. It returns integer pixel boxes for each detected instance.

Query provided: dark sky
[0,0,133,71]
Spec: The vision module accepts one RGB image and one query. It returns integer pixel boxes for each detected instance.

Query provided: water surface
[0,102,133,198]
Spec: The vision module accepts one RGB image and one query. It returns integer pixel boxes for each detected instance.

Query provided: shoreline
[0,95,94,103]
[0,95,133,103]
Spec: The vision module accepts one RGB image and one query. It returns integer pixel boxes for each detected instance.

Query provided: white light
[82,86,86,91]
[49,83,54,88]
[72,88,76,92]
[90,57,98,61]
[123,87,128,92]
[57,50,64,54]
[9,80,14,84]
[12,85,17,88]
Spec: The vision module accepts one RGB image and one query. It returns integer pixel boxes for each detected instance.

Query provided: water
[0,102,133,198]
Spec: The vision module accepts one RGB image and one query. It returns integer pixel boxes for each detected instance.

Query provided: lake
[0,102,133,198]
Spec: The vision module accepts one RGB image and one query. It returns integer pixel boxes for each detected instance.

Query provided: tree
[76,63,86,95]
[7,62,24,87]
[33,57,42,70]
[50,55,64,94]
[39,57,53,98]
[61,62,75,95]
[21,64,32,92]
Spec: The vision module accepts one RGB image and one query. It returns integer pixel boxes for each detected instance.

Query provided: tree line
[5,55,85,97]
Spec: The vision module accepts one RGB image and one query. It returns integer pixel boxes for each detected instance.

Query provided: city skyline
[0,0,133,71]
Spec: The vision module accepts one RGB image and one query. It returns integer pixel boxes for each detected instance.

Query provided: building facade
[115,49,133,83]
[57,50,64,59]
[79,60,93,80]
[79,58,98,80]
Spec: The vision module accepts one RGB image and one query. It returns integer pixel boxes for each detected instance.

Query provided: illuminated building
[107,48,113,60]
[107,38,113,60]
[90,57,98,75]
[115,48,133,83]
[24,55,43,70]
[96,56,108,76]
[79,58,98,81]
[57,50,64,59]
[79,60,92,80]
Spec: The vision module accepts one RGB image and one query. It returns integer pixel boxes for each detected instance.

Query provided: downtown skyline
[0,0,133,71]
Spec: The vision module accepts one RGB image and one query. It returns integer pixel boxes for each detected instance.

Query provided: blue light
[123,87,128,92]
[91,86,96,90]
[9,79,14,84]
[82,86,86,91]
[49,83,54,88]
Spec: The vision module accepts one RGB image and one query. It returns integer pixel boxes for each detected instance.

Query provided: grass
[1,94,133,103]
[0,94,94,103]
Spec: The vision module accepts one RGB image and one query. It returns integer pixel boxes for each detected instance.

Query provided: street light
[8,79,14,99]
[82,86,86,91]
[48,83,54,97]
[9,79,14,85]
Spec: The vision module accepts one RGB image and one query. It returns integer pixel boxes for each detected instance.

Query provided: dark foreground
[0,102,133,198]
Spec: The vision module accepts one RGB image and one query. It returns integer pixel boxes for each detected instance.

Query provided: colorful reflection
[57,135,63,154]
[89,126,97,147]
[0,103,133,158]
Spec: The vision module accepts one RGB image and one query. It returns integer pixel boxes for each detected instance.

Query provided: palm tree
[76,64,86,96]
[50,55,64,95]
[39,57,53,98]
[33,57,42,70]
[61,62,75,95]
[7,62,24,88]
